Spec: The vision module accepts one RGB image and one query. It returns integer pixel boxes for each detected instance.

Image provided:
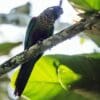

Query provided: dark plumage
[14,5,63,96]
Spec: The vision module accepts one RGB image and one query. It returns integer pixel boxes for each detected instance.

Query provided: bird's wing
[24,17,37,49]
[48,26,54,37]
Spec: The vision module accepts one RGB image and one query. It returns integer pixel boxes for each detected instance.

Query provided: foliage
[11,53,100,100]
[69,0,100,11]
[68,0,100,46]
[0,42,21,55]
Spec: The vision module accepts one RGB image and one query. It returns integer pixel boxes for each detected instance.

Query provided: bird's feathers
[25,17,37,49]
[14,54,42,96]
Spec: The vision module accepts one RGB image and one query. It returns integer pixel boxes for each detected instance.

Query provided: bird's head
[45,0,63,20]
[39,2,63,21]
[39,0,63,24]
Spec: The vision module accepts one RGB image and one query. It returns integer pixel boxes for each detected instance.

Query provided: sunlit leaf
[11,56,80,100]
[58,65,80,90]
[11,53,100,100]
[69,0,100,11]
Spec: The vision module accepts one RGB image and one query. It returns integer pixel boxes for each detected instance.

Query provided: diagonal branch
[0,12,99,76]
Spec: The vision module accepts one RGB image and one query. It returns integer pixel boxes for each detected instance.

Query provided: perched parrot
[14,1,63,96]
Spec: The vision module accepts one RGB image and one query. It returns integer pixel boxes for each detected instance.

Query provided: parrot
[14,1,63,96]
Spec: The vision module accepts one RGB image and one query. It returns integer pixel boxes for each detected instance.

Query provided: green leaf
[69,0,100,11]
[50,54,100,90]
[11,56,80,100]
[0,42,21,55]
[58,65,80,90]
[11,53,100,100]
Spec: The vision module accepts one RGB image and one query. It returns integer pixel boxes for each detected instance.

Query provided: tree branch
[0,12,99,76]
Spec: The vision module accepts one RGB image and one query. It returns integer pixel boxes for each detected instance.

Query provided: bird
[14,0,63,97]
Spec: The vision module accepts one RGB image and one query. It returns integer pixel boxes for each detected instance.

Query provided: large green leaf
[11,53,100,100]
[51,54,100,90]
[69,0,100,11]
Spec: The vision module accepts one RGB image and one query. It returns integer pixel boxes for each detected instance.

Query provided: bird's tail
[14,54,42,96]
